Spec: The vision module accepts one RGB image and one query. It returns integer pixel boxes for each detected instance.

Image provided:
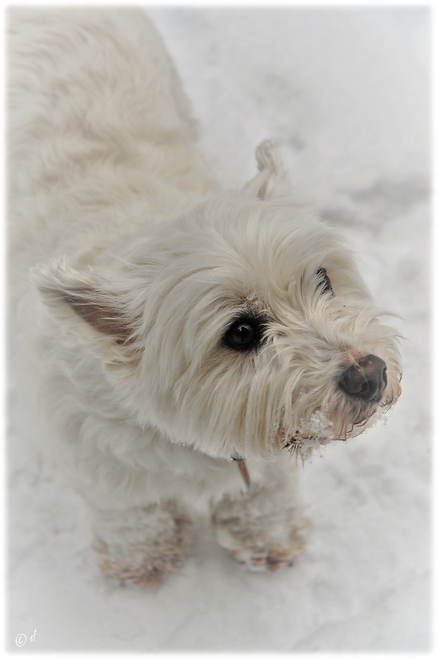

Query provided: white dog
[8,8,402,585]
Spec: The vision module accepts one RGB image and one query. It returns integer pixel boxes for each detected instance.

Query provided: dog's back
[8,9,215,262]
[8,8,217,321]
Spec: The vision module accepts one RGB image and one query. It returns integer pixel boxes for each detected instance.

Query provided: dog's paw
[91,501,193,587]
[92,536,185,587]
[211,488,309,573]
[214,519,308,573]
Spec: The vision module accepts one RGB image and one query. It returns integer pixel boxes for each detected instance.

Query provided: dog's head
[32,141,402,461]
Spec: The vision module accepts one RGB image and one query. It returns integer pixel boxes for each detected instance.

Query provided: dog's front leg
[210,461,308,572]
[88,499,193,587]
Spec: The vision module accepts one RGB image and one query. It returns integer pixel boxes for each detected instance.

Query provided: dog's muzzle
[338,354,387,404]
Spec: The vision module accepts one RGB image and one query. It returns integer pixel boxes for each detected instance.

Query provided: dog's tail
[242,139,290,200]
[255,139,285,176]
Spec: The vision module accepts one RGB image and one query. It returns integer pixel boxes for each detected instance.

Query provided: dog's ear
[30,259,139,350]
[241,139,290,200]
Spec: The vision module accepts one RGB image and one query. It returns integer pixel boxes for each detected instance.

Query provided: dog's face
[33,145,402,461]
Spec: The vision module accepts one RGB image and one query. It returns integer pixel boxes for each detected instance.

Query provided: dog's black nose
[338,354,387,403]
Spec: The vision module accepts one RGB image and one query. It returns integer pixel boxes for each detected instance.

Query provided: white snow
[7,5,431,653]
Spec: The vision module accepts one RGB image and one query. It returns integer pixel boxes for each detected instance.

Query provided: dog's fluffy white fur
[8,8,402,583]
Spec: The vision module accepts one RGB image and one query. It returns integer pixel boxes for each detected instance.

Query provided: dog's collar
[232,456,251,491]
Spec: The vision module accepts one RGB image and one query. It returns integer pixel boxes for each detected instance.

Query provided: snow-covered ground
[7,6,431,653]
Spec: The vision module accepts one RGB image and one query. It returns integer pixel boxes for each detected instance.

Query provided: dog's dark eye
[316,267,333,296]
[225,317,261,351]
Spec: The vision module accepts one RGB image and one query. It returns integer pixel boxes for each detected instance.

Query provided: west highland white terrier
[8,8,402,585]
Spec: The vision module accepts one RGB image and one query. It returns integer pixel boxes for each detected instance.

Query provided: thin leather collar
[232,456,251,491]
